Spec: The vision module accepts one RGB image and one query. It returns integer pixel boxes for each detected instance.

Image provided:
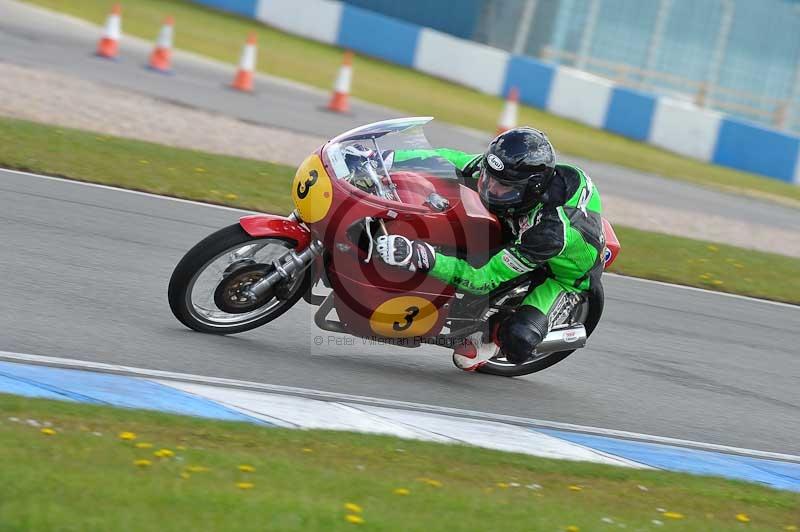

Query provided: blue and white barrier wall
[192,0,800,185]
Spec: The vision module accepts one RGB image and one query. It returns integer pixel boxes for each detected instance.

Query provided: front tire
[476,283,604,377]
[168,224,311,335]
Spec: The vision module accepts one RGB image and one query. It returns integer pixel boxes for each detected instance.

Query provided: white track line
[0,167,255,214]
[1,350,798,463]
[603,273,800,309]
[3,167,797,309]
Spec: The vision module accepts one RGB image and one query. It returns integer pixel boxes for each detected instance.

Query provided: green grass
[2,393,798,531]
[2,115,799,304]
[0,116,295,214]
[612,226,800,304]
[21,0,800,206]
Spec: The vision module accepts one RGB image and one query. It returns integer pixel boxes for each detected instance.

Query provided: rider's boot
[452,323,500,372]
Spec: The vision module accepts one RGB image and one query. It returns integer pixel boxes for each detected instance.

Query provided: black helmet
[477,127,556,216]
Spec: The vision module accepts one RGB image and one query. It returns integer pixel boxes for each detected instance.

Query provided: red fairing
[239,214,312,250]
[601,218,620,269]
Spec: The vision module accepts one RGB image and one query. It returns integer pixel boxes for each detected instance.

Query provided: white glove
[376,235,435,272]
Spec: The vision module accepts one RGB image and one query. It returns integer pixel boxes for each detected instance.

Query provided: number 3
[393,306,420,331]
[296,169,318,199]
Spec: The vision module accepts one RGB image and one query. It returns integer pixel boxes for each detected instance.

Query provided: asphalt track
[2,1,799,456]
[1,0,799,231]
[2,168,798,455]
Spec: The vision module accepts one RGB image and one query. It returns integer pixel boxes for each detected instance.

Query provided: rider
[375,127,605,371]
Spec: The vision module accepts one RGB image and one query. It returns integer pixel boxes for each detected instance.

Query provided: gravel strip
[0,61,324,167]
[601,195,800,258]
[1,60,797,258]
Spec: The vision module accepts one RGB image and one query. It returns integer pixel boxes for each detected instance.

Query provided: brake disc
[213,263,273,314]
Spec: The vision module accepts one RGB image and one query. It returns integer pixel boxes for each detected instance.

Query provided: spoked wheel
[168,224,311,334]
[476,283,604,377]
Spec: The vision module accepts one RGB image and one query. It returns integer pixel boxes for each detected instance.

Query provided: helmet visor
[477,168,529,209]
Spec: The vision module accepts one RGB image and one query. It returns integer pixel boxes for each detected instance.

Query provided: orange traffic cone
[327,51,353,113]
[496,87,519,135]
[148,16,174,73]
[231,33,257,92]
[96,4,122,59]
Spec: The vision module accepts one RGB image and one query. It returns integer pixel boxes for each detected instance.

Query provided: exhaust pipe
[534,324,587,354]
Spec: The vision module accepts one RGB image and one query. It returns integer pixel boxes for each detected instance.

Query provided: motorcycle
[168,117,620,377]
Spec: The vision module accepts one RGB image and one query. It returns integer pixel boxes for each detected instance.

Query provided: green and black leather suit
[395,148,605,360]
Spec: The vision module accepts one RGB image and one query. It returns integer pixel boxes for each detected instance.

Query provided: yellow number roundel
[370,296,439,338]
[291,154,333,223]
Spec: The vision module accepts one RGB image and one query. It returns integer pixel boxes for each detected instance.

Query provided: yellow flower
[416,477,442,487]
[344,503,363,514]
[118,431,136,440]
[134,459,151,468]
[393,488,410,496]
[735,513,750,523]
[40,428,56,436]
[496,482,509,489]
[663,511,684,519]
[566,526,580,532]
[568,485,583,491]
[236,482,254,490]
[238,464,256,473]
[194,167,206,173]
[135,442,153,449]
[153,448,175,458]
[186,465,209,473]
[224,193,238,200]
[180,472,191,479]
[712,280,724,285]
[783,525,797,531]
[345,515,364,525]
[699,274,711,280]
[302,448,313,453]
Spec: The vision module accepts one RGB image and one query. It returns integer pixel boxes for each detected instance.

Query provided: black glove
[376,235,436,272]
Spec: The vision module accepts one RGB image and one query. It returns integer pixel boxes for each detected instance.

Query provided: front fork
[242,240,323,303]
[237,211,324,303]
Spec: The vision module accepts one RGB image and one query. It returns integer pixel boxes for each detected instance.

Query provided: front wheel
[168,224,312,335]
[476,283,604,377]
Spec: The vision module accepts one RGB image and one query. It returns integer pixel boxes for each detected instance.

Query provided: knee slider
[498,306,548,364]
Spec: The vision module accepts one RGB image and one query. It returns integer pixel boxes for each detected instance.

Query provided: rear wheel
[476,283,604,377]
[168,224,311,335]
